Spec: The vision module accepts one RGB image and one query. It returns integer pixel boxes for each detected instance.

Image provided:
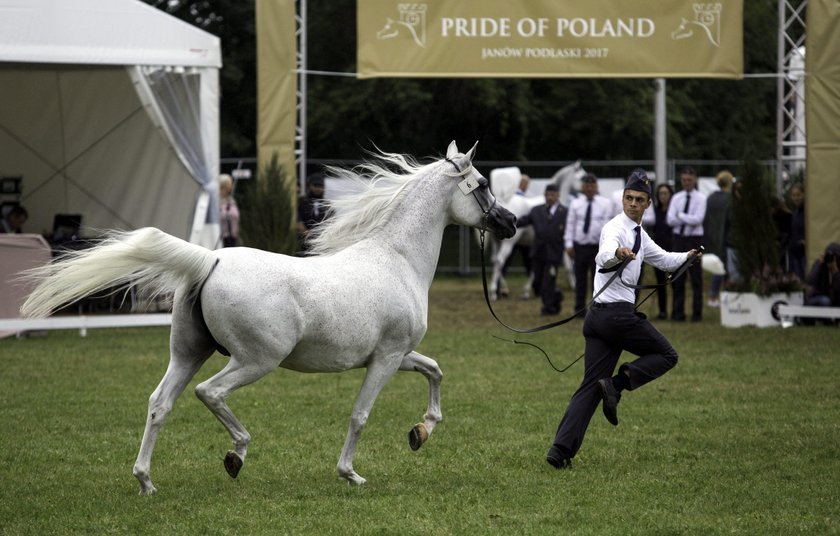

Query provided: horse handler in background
[546,169,702,469]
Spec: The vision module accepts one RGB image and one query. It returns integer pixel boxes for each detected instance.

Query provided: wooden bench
[777,305,840,328]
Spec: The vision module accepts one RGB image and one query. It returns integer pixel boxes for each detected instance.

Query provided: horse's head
[489,166,522,206]
[550,160,587,207]
[377,18,399,40]
[443,141,516,239]
[671,18,693,40]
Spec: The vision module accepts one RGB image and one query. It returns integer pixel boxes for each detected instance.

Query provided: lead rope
[479,228,701,372]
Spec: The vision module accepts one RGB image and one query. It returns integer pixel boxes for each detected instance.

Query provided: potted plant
[720,159,803,327]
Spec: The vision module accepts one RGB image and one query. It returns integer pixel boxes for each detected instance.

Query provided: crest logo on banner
[376,3,428,47]
[671,3,722,47]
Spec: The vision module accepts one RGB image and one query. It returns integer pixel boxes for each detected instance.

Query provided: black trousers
[573,244,598,312]
[672,235,703,318]
[533,259,563,314]
[551,303,678,458]
[654,267,669,315]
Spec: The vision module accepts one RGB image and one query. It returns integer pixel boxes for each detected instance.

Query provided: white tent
[0,0,222,247]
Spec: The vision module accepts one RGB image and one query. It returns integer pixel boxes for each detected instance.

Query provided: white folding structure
[0,0,222,247]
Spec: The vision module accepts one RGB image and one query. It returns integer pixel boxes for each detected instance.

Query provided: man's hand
[615,247,636,262]
[566,247,575,259]
[687,248,703,259]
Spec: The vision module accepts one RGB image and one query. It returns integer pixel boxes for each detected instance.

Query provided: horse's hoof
[224,451,243,479]
[338,470,367,485]
[138,485,157,496]
[408,423,429,451]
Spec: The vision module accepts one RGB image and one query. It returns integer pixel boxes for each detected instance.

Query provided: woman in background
[651,183,674,319]
[219,173,240,248]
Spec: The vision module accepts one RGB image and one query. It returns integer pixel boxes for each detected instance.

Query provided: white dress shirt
[594,213,688,304]
[564,194,613,248]
[667,188,707,237]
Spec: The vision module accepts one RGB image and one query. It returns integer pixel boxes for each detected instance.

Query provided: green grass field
[1,276,839,535]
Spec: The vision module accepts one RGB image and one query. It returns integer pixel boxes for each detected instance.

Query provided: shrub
[238,153,298,254]
[728,159,801,295]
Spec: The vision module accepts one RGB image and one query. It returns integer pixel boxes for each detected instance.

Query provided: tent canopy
[0,0,221,246]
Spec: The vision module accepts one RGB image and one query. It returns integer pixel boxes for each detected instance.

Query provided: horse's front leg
[492,240,515,300]
[399,351,443,451]
[336,356,401,485]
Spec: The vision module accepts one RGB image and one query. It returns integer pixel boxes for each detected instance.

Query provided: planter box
[720,291,804,328]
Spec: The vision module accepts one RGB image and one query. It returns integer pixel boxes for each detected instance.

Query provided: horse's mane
[305,151,439,256]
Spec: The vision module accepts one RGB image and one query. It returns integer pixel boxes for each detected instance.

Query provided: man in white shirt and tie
[667,167,707,322]
[546,169,701,470]
[564,173,612,315]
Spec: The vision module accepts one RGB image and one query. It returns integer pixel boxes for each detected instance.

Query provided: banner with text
[358,0,743,79]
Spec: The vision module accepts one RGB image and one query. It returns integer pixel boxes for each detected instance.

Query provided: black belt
[592,301,634,310]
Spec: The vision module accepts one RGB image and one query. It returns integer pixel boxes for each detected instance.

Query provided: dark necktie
[583,198,592,235]
[680,192,691,236]
[599,226,642,273]
[632,225,641,254]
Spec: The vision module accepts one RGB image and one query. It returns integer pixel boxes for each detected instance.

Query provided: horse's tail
[21,227,217,318]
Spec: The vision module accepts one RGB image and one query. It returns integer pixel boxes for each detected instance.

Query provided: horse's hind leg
[399,351,443,451]
[194,354,280,479]
[133,309,215,495]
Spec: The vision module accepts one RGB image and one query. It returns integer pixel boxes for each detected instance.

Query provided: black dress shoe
[546,453,573,469]
[657,311,668,320]
[671,313,686,322]
[597,378,621,426]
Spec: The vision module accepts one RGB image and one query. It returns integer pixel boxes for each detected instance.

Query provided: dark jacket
[297,195,329,230]
[805,242,840,306]
[653,206,673,251]
[519,203,568,264]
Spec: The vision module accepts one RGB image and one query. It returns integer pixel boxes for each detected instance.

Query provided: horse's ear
[465,141,479,162]
[446,141,459,159]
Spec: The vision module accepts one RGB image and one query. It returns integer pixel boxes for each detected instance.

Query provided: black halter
[446,157,496,219]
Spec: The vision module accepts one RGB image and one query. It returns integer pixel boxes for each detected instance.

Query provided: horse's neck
[374,181,449,288]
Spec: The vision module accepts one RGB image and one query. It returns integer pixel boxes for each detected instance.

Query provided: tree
[147,0,780,162]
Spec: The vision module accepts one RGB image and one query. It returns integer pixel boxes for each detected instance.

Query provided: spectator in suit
[564,173,613,315]
[667,167,707,322]
[518,183,567,315]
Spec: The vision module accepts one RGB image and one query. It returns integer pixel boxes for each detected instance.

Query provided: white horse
[487,161,587,300]
[21,141,516,495]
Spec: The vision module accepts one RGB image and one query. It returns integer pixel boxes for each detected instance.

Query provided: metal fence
[221,157,780,275]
